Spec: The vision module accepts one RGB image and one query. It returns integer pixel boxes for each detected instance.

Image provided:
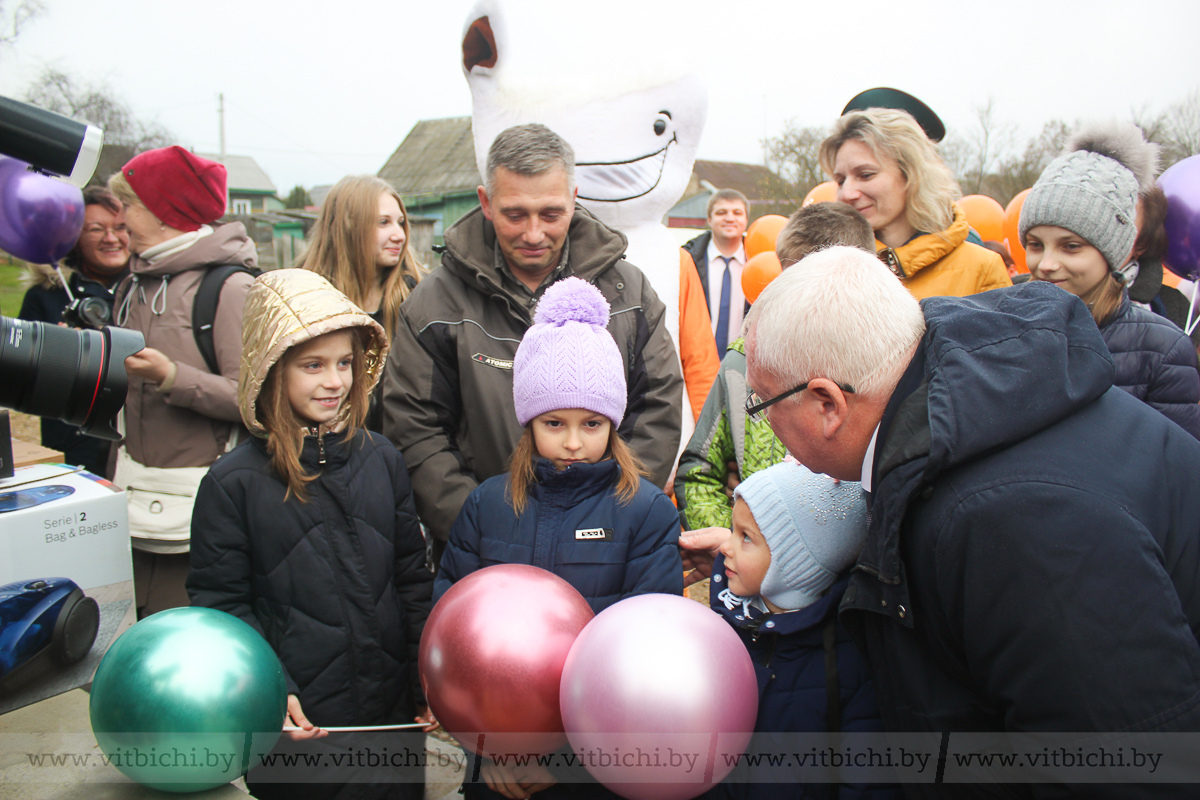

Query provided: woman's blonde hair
[106,170,144,210]
[506,426,646,515]
[297,175,423,341]
[819,108,961,236]
[255,329,374,501]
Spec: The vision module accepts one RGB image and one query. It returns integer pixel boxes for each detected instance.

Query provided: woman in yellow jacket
[819,108,1010,299]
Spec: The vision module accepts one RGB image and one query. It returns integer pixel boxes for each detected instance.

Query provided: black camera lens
[0,316,144,440]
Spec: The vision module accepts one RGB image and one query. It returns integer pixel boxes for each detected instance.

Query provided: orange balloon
[958,195,1005,244]
[742,251,782,304]
[802,181,837,207]
[1162,268,1182,289]
[1003,189,1032,274]
[744,214,788,259]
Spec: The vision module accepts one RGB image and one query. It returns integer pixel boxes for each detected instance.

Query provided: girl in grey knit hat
[1019,122,1200,440]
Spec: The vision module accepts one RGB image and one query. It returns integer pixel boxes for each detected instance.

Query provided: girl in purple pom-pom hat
[434,276,683,800]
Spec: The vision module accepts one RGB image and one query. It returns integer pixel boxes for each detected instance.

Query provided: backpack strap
[193,265,259,374]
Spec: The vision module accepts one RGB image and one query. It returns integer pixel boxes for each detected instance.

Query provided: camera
[0,316,143,441]
[0,96,138,444]
[60,296,113,331]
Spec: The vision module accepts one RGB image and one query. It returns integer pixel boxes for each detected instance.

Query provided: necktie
[714,255,733,350]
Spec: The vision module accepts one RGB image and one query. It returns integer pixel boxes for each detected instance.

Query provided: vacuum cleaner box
[0,463,135,715]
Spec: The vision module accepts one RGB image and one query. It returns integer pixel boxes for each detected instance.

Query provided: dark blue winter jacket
[706,564,900,800]
[1099,293,1200,440]
[841,281,1200,799]
[435,458,682,613]
[189,431,431,721]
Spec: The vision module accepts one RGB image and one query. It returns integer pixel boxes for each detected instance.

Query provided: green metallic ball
[89,607,287,792]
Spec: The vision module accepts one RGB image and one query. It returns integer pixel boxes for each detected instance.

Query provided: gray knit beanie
[733,462,868,611]
[1019,121,1159,272]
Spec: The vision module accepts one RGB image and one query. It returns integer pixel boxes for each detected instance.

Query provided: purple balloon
[1160,154,1200,281]
[0,155,85,264]
[560,593,758,800]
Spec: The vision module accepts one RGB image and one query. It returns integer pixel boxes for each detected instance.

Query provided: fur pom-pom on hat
[513,277,627,427]
[1019,121,1159,272]
[1067,122,1160,193]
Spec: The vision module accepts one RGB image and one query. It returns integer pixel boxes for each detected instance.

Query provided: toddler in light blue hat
[715,460,868,614]
[707,461,898,800]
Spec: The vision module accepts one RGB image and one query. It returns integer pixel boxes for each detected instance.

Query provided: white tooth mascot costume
[462,0,710,453]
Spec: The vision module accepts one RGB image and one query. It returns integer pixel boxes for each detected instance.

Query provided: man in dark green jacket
[381,124,682,563]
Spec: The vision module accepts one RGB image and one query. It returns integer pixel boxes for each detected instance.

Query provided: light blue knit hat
[733,462,868,610]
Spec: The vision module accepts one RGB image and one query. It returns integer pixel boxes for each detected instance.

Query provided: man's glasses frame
[744,380,856,423]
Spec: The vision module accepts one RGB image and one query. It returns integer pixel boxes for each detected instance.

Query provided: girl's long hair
[506,425,647,515]
[255,330,373,501]
[1086,273,1125,328]
[297,175,423,341]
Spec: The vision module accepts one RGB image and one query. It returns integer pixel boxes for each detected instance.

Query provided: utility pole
[218,93,229,213]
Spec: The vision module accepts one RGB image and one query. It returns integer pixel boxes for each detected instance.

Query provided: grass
[0,259,29,318]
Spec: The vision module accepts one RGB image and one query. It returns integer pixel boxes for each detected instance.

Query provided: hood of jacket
[129,222,257,278]
[23,261,68,290]
[238,269,389,437]
[877,205,970,279]
[861,281,1115,591]
[441,203,629,307]
[712,556,847,637]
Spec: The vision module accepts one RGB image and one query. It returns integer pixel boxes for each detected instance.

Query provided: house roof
[378,116,480,198]
[197,153,278,194]
[691,160,779,202]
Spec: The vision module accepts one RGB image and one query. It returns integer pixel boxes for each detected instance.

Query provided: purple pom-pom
[534,277,610,328]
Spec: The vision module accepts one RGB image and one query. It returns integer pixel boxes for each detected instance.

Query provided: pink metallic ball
[419,564,594,758]
[560,593,758,800]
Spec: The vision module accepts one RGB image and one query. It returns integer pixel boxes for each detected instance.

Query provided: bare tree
[0,0,43,51]
[1139,88,1200,170]
[960,98,1018,197]
[759,121,829,208]
[24,67,174,184]
[938,134,973,187]
[989,120,1070,206]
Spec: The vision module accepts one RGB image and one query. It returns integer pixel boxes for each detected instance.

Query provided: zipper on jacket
[761,633,778,669]
[309,426,326,465]
[879,247,907,279]
[852,561,903,586]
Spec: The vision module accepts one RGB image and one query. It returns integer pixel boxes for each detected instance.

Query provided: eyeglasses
[82,224,130,238]
[744,380,856,423]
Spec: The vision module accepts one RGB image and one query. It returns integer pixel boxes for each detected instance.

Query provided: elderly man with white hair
[682,246,1200,797]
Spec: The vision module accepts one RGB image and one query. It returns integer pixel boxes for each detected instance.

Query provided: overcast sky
[3,0,1197,193]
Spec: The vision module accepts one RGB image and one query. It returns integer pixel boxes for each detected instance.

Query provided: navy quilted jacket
[705,564,899,800]
[435,458,682,613]
[1099,293,1200,440]
[188,430,432,726]
[842,283,1200,799]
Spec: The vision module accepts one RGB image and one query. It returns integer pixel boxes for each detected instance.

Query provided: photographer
[18,185,130,477]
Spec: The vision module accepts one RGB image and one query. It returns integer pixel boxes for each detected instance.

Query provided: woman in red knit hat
[108,145,258,618]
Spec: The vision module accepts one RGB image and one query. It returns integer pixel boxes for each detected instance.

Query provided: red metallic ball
[419,564,594,758]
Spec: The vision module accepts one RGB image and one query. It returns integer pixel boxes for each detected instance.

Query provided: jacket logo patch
[472,353,513,370]
[575,527,613,541]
